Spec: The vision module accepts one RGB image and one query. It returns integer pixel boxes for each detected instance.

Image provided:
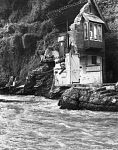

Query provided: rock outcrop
[59,84,118,111]
[15,63,54,96]
[58,87,81,110]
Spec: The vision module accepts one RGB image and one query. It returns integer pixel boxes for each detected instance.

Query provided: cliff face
[0,23,42,85]
[0,1,53,86]
[0,0,117,88]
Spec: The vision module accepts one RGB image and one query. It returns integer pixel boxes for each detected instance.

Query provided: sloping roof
[74,13,105,24]
[91,0,109,31]
[83,13,105,24]
[92,0,104,21]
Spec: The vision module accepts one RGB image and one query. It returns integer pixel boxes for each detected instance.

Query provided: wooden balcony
[84,40,104,50]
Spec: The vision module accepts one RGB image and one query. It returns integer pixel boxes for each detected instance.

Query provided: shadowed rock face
[59,85,118,112]
[15,63,54,96]
[59,87,81,110]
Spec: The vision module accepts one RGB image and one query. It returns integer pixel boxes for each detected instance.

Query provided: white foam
[58,123,71,129]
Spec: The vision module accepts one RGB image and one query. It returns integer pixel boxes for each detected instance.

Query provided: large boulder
[58,87,81,110]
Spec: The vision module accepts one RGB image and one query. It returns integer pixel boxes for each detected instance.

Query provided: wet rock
[80,88,118,111]
[23,73,36,95]
[59,85,118,112]
[59,87,81,110]
[35,72,53,97]
[48,86,69,99]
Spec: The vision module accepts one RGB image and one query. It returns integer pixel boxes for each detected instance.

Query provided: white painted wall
[80,55,103,84]
[54,53,80,86]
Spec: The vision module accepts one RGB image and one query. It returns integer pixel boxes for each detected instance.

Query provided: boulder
[59,87,81,110]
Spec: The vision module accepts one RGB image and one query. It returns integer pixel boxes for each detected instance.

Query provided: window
[89,22,102,42]
[89,22,93,40]
[84,23,88,40]
[58,36,65,42]
[87,55,97,65]
[58,35,66,57]
[98,24,102,41]
[92,56,97,64]
[94,24,98,40]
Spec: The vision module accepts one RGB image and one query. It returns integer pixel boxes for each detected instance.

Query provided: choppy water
[0,95,118,150]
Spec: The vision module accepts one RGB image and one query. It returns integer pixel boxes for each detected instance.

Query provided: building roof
[83,13,105,24]
[91,0,109,31]
[74,12,105,25]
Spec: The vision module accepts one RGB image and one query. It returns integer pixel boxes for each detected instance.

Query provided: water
[0,95,118,150]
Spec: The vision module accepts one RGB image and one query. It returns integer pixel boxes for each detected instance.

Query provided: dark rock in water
[59,87,81,110]
[23,73,36,95]
[59,84,118,112]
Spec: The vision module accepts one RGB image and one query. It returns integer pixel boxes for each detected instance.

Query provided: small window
[89,23,93,40]
[87,55,97,65]
[84,23,88,40]
[92,56,97,64]
[58,36,65,42]
[94,24,98,40]
[98,24,102,41]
